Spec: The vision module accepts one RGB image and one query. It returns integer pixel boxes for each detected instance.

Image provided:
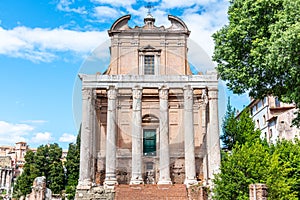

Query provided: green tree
[268,140,300,199]
[214,102,300,199]
[48,161,65,194]
[214,141,299,200]
[221,99,260,150]
[13,143,65,197]
[213,0,300,125]
[65,128,81,199]
[220,98,237,150]
[13,151,40,197]
[46,143,65,194]
[214,141,270,200]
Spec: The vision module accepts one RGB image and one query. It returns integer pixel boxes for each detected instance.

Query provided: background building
[247,96,299,143]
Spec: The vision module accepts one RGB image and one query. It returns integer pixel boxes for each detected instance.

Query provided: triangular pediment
[142,114,159,123]
[139,45,161,52]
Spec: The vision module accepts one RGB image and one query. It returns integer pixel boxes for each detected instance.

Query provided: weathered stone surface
[249,184,268,200]
[75,187,114,200]
[26,176,52,200]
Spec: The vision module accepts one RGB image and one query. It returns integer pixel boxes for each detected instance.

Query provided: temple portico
[76,13,220,200]
[77,74,219,188]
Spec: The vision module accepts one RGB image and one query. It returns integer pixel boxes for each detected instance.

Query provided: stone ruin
[26,176,52,200]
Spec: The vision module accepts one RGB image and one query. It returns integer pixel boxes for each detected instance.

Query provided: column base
[157,179,172,185]
[77,179,92,190]
[184,179,198,188]
[104,179,118,189]
[130,177,144,185]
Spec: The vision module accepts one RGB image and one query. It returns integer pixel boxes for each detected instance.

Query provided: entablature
[79,74,218,89]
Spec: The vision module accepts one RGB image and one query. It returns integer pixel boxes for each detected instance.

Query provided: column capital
[183,85,193,99]
[159,86,169,100]
[208,88,218,100]
[107,86,117,100]
[82,88,92,100]
[132,86,142,99]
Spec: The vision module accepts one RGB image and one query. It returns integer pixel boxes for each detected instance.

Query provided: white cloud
[181,1,229,57]
[0,121,34,145]
[94,6,119,19]
[92,0,136,7]
[31,132,54,144]
[21,120,48,124]
[119,0,228,58]
[57,0,87,14]
[160,0,217,9]
[0,121,34,135]
[0,26,108,62]
[59,133,77,143]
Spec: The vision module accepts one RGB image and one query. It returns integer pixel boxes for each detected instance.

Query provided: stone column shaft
[2,170,5,187]
[184,86,198,187]
[90,91,97,183]
[7,169,12,193]
[130,87,144,184]
[202,89,209,183]
[207,88,221,184]
[104,86,118,188]
[78,88,92,188]
[158,87,172,184]
[0,169,2,187]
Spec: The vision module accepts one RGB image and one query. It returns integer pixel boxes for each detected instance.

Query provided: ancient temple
[76,13,220,199]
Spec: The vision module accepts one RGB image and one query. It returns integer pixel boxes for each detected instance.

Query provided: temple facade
[76,13,220,196]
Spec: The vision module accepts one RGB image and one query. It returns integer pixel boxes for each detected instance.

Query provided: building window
[275,97,280,107]
[256,119,260,129]
[143,129,156,156]
[144,55,155,75]
[263,115,266,125]
[139,45,161,75]
[264,132,267,138]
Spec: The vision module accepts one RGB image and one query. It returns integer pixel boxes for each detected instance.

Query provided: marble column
[6,169,11,192]
[157,86,172,184]
[78,88,92,188]
[207,88,221,185]
[202,89,209,184]
[104,86,118,188]
[2,169,6,187]
[90,90,96,183]
[130,86,144,184]
[183,85,198,187]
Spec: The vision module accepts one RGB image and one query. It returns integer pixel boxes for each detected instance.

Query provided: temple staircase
[114,184,188,200]
[115,184,207,200]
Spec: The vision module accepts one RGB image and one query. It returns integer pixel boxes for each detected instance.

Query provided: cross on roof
[145,3,154,15]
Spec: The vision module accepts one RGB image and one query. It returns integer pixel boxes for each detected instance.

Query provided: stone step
[115,184,188,200]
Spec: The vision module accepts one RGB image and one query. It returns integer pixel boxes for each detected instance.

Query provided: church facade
[76,13,220,195]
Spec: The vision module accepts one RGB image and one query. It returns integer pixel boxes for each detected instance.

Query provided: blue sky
[0,0,249,149]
